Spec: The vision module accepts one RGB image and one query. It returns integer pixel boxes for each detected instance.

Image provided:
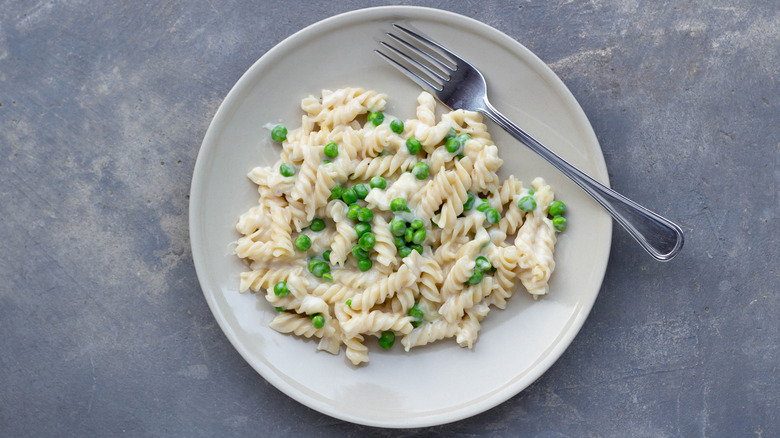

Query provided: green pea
[279,163,295,177]
[311,262,329,277]
[346,203,361,221]
[463,192,476,211]
[475,256,492,271]
[552,216,567,232]
[311,261,330,278]
[273,281,290,297]
[345,299,352,307]
[312,262,330,277]
[294,235,311,251]
[330,184,343,200]
[456,153,464,160]
[406,137,422,155]
[390,217,407,237]
[443,127,457,141]
[308,257,322,272]
[467,268,483,285]
[404,227,414,243]
[370,176,387,190]
[355,222,372,237]
[412,162,430,180]
[408,304,424,321]
[410,243,424,254]
[309,217,325,232]
[456,133,471,145]
[367,111,384,126]
[341,187,357,204]
[322,159,331,164]
[352,246,369,259]
[324,142,339,158]
[528,189,535,195]
[476,200,490,212]
[411,320,422,328]
[390,197,408,212]
[357,257,372,272]
[357,207,372,223]
[549,200,566,216]
[390,119,404,134]
[393,236,405,248]
[322,249,332,261]
[410,219,424,230]
[445,137,462,153]
[322,273,333,282]
[485,208,500,224]
[311,313,325,329]
[358,233,376,251]
[412,228,426,245]
[354,183,369,200]
[271,124,287,142]
[518,195,537,212]
[378,330,395,349]
[398,246,412,258]
[274,306,285,312]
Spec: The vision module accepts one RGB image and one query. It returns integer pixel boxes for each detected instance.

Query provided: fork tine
[379,39,448,84]
[392,24,465,66]
[386,32,452,78]
[374,49,442,92]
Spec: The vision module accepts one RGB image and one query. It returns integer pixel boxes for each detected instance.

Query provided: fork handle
[481,101,684,261]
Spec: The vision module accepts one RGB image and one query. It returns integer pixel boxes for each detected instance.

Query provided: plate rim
[189,5,612,428]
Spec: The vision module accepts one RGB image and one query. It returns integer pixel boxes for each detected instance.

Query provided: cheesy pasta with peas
[234,88,568,365]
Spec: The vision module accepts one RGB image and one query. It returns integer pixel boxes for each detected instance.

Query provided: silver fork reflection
[376,24,684,261]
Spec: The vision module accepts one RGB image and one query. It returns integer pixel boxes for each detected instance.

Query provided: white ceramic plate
[190,6,611,428]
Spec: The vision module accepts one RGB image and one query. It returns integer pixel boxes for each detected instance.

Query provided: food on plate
[234,88,568,365]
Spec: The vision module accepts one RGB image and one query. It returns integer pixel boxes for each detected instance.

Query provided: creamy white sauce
[366,172,424,214]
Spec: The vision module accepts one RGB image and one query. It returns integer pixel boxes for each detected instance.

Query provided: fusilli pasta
[234,88,568,365]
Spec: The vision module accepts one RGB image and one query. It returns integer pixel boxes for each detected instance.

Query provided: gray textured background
[1,1,778,436]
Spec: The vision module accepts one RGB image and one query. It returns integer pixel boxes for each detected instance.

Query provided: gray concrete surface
[1,1,777,436]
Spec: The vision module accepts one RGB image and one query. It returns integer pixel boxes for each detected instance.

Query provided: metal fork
[376,24,684,262]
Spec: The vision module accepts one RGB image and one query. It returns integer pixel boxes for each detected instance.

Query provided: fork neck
[478,98,516,138]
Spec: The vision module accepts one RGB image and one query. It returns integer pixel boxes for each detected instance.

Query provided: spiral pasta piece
[471,145,503,193]
[341,310,414,338]
[311,166,338,215]
[239,264,305,294]
[407,92,453,152]
[433,162,473,229]
[348,263,418,311]
[372,215,398,269]
[235,231,293,265]
[455,303,491,349]
[315,88,387,130]
[417,254,444,303]
[359,124,393,158]
[343,334,369,366]
[439,276,494,324]
[312,281,357,306]
[269,311,333,341]
[439,213,486,244]
[401,319,458,352]
[486,245,520,309]
[327,201,356,267]
[390,285,417,314]
[349,153,417,181]
[514,178,557,297]
[498,202,525,237]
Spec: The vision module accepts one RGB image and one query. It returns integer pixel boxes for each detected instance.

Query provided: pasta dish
[234,88,567,365]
